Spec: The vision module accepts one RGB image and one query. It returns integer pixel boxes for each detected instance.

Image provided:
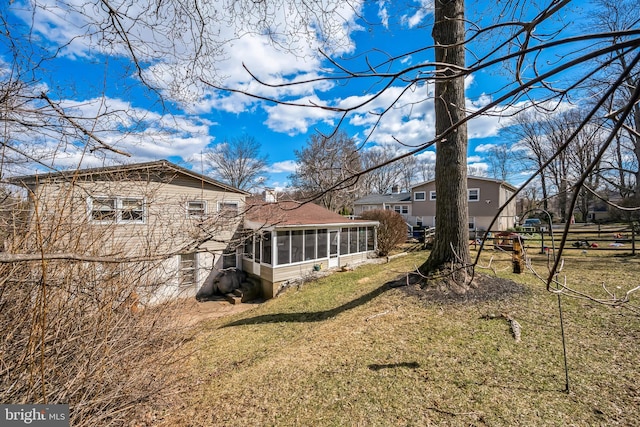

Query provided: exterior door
[329,230,339,268]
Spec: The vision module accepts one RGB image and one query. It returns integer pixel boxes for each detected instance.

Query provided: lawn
[161,248,640,426]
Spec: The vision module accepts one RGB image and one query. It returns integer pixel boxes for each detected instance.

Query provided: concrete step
[224,293,243,305]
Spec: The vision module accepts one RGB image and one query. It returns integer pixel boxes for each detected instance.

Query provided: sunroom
[242,200,378,298]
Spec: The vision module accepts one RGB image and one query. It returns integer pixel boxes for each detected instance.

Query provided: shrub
[360,209,407,256]
[0,188,192,427]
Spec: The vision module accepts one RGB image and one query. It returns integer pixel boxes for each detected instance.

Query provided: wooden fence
[472,224,638,255]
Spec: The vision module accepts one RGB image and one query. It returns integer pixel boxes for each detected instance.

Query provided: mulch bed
[395,272,528,305]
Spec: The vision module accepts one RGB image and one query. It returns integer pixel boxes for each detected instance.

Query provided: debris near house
[196,270,260,303]
[481,313,522,342]
[572,240,591,248]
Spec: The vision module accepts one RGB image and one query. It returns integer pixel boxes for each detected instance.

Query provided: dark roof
[245,200,378,229]
[7,159,249,195]
[354,192,412,205]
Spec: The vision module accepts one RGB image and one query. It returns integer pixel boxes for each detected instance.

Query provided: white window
[429,191,437,201]
[468,217,476,230]
[401,205,409,214]
[187,200,206,217]
[121,198,144,222]
[394,205,401,213]
[91,197,117,221]
[468,188,480,202]
[179,253,197,287]
[218,201,239,218]
[89,196,145,224]
[414,191,426,201]
[416,216,423,227]
[222,249,237,269]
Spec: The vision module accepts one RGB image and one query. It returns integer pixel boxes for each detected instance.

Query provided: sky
[2,0,595,190]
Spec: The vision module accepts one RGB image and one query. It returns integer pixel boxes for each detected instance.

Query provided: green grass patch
[167,250,640,426]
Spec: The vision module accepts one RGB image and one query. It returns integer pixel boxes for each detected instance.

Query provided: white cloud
[13,0,364,109]
[377,2,390,28]
[401,0,434,28]
[263,97,338,135]
[9,95,213,172]
[269,160,298,174]
[415,150,436,162]
[475,143,497,153]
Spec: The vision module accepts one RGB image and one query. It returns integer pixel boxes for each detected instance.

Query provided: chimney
[391,184,400,194]
[263,187,277,203]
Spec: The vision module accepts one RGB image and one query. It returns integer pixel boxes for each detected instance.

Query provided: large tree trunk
[419,0,471,290]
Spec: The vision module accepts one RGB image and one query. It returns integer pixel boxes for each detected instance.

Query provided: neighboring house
[412,176,518,232]
[243,197,379,298]
[8,160,249,301]
[353,190,415,226]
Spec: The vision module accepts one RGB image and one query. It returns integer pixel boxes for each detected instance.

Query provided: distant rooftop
[245,199,378,229]
[354,192,412,205]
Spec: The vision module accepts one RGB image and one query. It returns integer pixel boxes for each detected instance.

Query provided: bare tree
[485,143,514,181]
[204,134,269,191]
[541,111,573,222]
[290,132,361,213]
[361,149,399,195]
[563,110,606,222]
[419,161,436,183]
[398,155,418,192]
[0,170,238,426]
[507,110,554,213]
[591,0,640,196]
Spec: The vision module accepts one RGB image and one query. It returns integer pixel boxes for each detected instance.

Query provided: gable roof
[411,176,518,192]
[7,160,249,195]
[354,192,412,205]
[245,199,378,229]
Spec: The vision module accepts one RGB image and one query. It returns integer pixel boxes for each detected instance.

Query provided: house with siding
[243,198,379,298]
[8,160,249,301]
[411,177,518,232]
[353,190,415,226]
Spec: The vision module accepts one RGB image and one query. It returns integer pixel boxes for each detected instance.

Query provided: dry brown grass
[160,249,640,426]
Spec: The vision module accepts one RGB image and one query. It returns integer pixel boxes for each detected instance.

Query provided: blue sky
[3,0,592,189]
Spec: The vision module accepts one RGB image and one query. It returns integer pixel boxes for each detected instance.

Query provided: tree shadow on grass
[221,277,405,328]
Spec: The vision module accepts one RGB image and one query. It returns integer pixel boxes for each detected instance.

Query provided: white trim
[186,200,207,217]
[414,191,426,201]
[217,200,239,212]
[88,196,146,224]
[468,188,480,202]
[179,252,198,288]
[429,191,437,201]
